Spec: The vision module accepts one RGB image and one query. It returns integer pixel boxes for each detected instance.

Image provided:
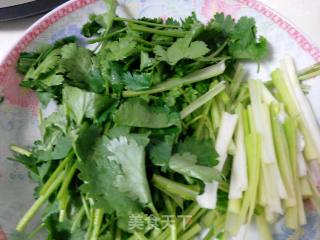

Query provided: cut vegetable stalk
[284,117,307,226]
[129,23,186,37]
[229,63,245,101]
[300,177,312,197]
[180,81,225,119]
[40,152,74,195]
[152,175,200,200]
[249,80,287,209]
[123,61,226,97]
[90,208,104,240]
[197,112,238,209]
[16,172,65,232]
[270,103,296,208]
[272,57,320,161]
[10,144,32,157]
[296,132,308,177]
[240,133,261,225]
[256,213,272,240]
[229,105,248,199]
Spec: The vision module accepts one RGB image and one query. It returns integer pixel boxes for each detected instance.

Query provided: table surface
[0,0,320,62]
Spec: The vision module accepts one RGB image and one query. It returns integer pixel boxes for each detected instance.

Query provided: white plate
[0,0,320,239]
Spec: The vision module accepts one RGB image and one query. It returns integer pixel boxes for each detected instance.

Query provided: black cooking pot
[0,0,69,21]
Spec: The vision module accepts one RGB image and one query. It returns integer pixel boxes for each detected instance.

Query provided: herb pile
[9,0,320,239]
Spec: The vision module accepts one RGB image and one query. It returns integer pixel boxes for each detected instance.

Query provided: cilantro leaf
[107,136,152,205]
[229,16,268,61]
[29,49,61,80]
[210,13,235,36]
[154,36,209,65]
[61,43,105,93]
[104,36,137,61]
[17,52,40,74]
[150,134,175,169]
[95,0,117,31]
[78,136,142,229]
[63,86,113,125]
[169,153,221,182]
[114,98,180,128]
[123,72,152,91]
[41,74,64,87]
[177,136,219,167]
[140,51,155,71]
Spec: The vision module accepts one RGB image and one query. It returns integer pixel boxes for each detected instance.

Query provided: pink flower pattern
[201,0,241,22]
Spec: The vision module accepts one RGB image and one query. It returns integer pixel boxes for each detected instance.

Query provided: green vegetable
[169,153,221,182]
[114,98,180,128]
[12,1,320,239]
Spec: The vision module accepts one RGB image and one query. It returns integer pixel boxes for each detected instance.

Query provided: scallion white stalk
[229,106,248,199]
[197,112,238,209]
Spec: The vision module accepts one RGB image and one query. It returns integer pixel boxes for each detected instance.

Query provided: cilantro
[63,86,113,125]
[78,136,143,229]
[154,36,210,65]
[150,134,175,169]
[41,74,64,87]
[61,44,105,93]
[140,51,155,71]
[169,153,221,182]
[114,98,180,128]
[123,72,152,91]
[11,5,271,239]
[177,136,219,166]
[17,52,40,74]
[104,36,137,61]
[30,49,61,79]
[229,17,268,61]
[107,136,152,205]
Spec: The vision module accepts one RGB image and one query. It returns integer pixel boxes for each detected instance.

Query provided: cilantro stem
[297,62,320,78]
[87,27,127,44]
[16,172,64,232]
[10,144,31,157]
[180,81,226,119]
[170,222,177,240]
[59,193,70,222]
[81,194,91,220]
[90,208,104,240]
[199,41,229,62]
[123,61,226,97]
[71,206,85,233]
[152,175,200,200]
[115,227,122,240]
[38,108,43,125]
[39,152,74,195]
[133,232,148,240]
[28,223,44,239]
[86,208,95,240]
[163,193,176,215]
[129,24,186,38]
[133,36,156,47]
[178,223,201,240]
[114,17,181,28]
[183,208,206,231]
[154,203,201,240]
[148,202,161,218]
[57,162,78,200]
[298,69,320,81]
[138,46,153,52]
